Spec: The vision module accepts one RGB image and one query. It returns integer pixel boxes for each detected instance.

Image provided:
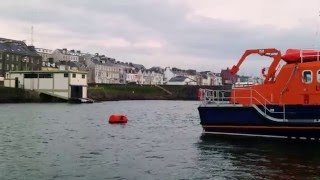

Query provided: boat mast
[315,10,320,61]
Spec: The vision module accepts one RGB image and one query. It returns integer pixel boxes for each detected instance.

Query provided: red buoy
[198,88,202,101]
[109,114,128,124]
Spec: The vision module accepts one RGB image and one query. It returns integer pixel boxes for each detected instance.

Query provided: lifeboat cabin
[198,48,320,139]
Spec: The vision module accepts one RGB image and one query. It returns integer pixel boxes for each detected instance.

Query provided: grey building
[52,48,79,62]
[84,54,121,84]
[0,37,42,77]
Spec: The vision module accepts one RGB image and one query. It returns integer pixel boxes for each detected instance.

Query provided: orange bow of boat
[109,114,128,124]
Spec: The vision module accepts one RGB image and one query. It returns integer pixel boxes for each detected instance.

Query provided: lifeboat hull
[109,115,128,124]
[198,105,320,139]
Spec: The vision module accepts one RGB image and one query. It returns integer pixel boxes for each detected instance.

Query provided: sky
[0,0,320,75]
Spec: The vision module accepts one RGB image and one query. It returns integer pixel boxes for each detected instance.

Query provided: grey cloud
[0,0,316,70]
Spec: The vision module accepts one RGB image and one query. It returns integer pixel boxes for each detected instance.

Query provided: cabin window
[302,70,312,84]
[317,70,320,82]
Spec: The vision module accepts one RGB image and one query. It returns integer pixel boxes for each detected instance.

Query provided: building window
[39,73,53,78]
[0,53,2,60]
[303,70,312,84]
[64,73,68,78]
[0,62,2,70]
[72,73,76,78]
[82,74,85,79]
[11,64,14,70]
[6,64,9,70]
[24,74,38,78]
[6,54,9,60]
[16,56,19,61]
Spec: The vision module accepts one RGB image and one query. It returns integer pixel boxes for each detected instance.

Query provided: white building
[135,70,144,84]
[143,70,163,85]
[213,75,222,86]
[167,76,197,85]
[35,48,53,62]
[200,71,222,86]
[125,68,137,84]
[163,67,176,83]
[4,70,88,100]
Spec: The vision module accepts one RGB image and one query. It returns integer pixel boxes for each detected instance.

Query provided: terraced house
[85,54,121,84]
[0,38,42,77]
[52,48,79,62]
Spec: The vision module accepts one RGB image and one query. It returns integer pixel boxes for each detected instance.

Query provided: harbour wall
[87,84,232,101]
[0,84,232,103]
[0,87,67,103]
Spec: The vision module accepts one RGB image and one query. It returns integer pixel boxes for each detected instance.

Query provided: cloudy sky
[1,0,320,75]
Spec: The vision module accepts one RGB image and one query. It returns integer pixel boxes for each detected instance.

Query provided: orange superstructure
[198,48,320,139]
[229,48,320,105]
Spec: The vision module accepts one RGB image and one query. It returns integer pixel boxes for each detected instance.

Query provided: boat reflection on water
[195,134,320,179]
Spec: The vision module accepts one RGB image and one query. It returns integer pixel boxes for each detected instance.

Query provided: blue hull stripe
[198,105,320,137]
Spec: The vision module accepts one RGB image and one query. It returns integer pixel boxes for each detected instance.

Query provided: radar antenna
[30,25,34,46]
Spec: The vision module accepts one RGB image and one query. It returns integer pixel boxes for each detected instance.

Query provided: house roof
[201,74,208,79]
[56,49,81,56]
[91,58,116,66]
[169,76,187,82]
[0,39,40,57]
[149,66,164,73]
[130,63,145,70]
[55,61,87,68]
[186,69,196,75]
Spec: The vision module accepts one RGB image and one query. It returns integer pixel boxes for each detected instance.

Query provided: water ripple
[1,101,320,179]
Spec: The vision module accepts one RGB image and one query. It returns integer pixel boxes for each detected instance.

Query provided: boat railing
[299,48,320,63]
[199,88,286,120]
